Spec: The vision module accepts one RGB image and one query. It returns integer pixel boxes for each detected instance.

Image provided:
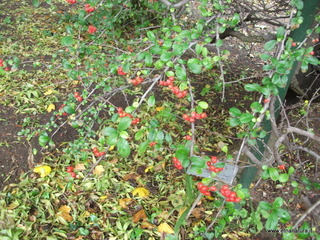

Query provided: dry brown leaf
[132,187,150,198]
[140,220,156,230]
[56,205,73,222]
[74,163,86,171]
[93,165,105,176]
[132,209,148,223]
[158,222,174,234]
[191,208,204,219]
[123,173,140,181]
[119,198,133,209]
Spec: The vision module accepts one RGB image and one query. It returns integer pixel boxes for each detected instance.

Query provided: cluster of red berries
[117,107,140,125]
[220,185,241,202]
[56,104,67,117]
[117,67,126,76]
[149,141,157,147]
[127,46,134,52]
[88,25,97,34]
[197,182,217,196]
[66,0,76,3]
[182,111,207,123]
[159,76,188,98]
[207,156,224,173]
[278,164,286,171]
[85,4,95,13]
[312,38,319,43]
[66,166,76,178]
[74,92,83,102]
[92,147,106,157]
[172,157,183,170]
[131,76,144,86]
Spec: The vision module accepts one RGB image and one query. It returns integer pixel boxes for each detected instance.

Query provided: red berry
[74,92,80,97]
[206,161,212,167]
[291,42,297,47]
[234,197,241,203]
[210,156,218,163]
[117,107,123,113]
[4,67,10,71]
[184,135,192,140]
[213,168,221,173]
[263,98,269,103]
[149,141,157,147]
[182,114,189,120]
[197,182,204,189]
[191,111,196,118]
[168,76,174,81]
[92,147,99,153]
[189,117,195,123]
[309,51,315,55]
[221,185,229,191]
[209,165,216,172]
[66,166,74,173]
[203,191,211,196]
[278,164,286,171]
[70,172,77,178]
[209,186,217,192]
[201,186,209,192]
[200,112,207,119]
[88,25,97,34]
[76,96,83,102]
[223,189,231,197]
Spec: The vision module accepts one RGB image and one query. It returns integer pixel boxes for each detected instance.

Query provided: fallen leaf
[33,165,51,177]
[141,220,156,230]
[191,208,204,219]
[144,166,153,173]
[156,106,165,111]
[132,187,150,198]
[44,89,54,95]
[56,205,73,222]
[74,163,86,171]
[47,103,55,113]
[123,173,140,181]
[93,165,105,176]
[132,209,148,223]
[108,145,115,151]
[119,198,133,209]
[158,222,174,234]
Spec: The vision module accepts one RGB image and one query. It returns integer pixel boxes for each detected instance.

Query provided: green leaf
[63,106,76,114]
[260,53,271,61]
[269,168,279,181]
[228,118,241,127]
[61,36,74,46]
[102,127,117,136]
[155,130,165,141]
[279,173,289,183]
[265,210,279,230]
[165,133,172,143]
[175,146,189,161]
[148,95,156,107]
[250,102,262,112]
[216,39,223,48]
[187,58,202,74]
[117,138,131,157]
[229,107,242,117]
[145,52,153,66]
[259,201,272,211]
[276,27,285,41]
[119,131,129,139]
[244,83,261,92]
[175,66,187,80]
[275,208,291,223]
[135,129,145,141]
[154,60,164,69]
[117,117,132,131]
[138,142,149,154]
[273,197,284,208]
[297,222,311,239]
[39,132,50,147]
[198,101,208,109]
[239,113,253,123]
[264,40,277,51]
[288,166,295,175]
[32,0,40,7]
[147,31,156,41]
[160,52,174,62]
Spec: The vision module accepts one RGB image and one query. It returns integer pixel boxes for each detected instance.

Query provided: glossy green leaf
[265,210,279,230]
[117,117,132,131]
[264,40,277,51]
[117,138,131,157]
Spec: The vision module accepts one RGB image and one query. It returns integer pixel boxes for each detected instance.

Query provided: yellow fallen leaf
[93,165,105,176]
[144,166,153,173]
[158,222,174,234]
[47,103,55,113]
[108,145,115,151]
[132,187,150,198]
[119,198,133,209]
[74,163,86,171]
[141,220,156,230]
[156,106,164,112]
[132,209,148,223]
[44,89,54,95]
[56,205,73,222]
[33,165,51,177]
